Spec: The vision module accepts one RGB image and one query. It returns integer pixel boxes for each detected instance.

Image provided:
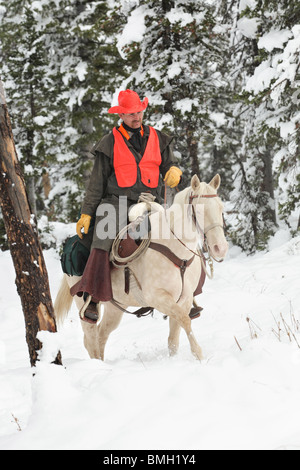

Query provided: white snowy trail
[0,233,299,450]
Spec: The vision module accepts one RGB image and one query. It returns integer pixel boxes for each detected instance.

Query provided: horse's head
[189,174,228,261]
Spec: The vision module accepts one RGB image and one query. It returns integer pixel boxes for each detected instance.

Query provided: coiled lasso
[110,193,160,267]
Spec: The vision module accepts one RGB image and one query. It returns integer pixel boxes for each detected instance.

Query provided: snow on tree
[116,0,234,187]
[242,2,300,233]
[0,0,128,227]
[0,0,298,253]
[229,0,300,251]
[0,79,61,366]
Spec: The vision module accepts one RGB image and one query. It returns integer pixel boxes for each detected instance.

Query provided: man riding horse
[70,89,182,323]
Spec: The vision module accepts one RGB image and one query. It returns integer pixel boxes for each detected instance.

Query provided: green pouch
[60,235,90,276]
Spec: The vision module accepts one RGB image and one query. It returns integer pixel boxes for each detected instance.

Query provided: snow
[279,121,296,140]
[33,115,52,127]
[117,5,147,57]
[0,228,300,450]
[237,17,260,39]
[246,25,300,97]
[239,0,258,12]
[166,9,194,27]
[245,60,277,94]
[210,112,227,127]
[258,29,293,52]
[75,61,88,82]
[0,2,299,451]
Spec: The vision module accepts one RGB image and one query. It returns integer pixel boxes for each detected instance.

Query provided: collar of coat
[91,124,173,159]
[119,123,144,140]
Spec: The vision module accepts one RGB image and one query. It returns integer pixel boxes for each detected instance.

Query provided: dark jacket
[81,124,175,217]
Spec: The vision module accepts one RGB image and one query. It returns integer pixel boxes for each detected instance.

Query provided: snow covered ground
[0,229,300,450]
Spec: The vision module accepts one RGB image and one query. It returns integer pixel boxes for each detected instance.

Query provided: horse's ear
[209,174,221,190]
[191,174,201,191]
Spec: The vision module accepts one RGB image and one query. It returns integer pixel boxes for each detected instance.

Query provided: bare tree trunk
[261,150,277,226]
[0,80,61,367]
[187,132,201,179]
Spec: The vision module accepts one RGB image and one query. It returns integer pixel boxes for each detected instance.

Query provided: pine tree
[0,81,61,366]
[119,0,233,189]
[1,0,297,254]
[220,0,280,251]
[0,0,128,227]
[251,0,300,233]
[0,0,62,216]
[27,0,129,223]
[233,0,300,249]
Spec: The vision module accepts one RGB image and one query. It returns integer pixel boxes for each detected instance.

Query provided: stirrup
[189,299,203,320]
[79,295,99,324]
[163,302,203,321]
[189,305,203,319]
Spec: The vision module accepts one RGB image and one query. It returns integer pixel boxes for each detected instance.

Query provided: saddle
[63,199,205,320]
[111,205,206,320]
[115,234,206,298]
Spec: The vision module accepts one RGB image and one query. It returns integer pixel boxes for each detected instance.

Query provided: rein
[167,190,225,279]
[109,183,225,315]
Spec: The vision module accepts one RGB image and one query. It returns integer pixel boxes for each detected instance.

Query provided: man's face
[119,111,144,129]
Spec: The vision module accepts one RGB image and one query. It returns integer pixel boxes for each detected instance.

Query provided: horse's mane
[172,187,190,206]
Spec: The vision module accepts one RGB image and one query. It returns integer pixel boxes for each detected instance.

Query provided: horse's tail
[54,274,73,325]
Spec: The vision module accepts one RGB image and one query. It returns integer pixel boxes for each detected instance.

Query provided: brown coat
[81,125,175,217]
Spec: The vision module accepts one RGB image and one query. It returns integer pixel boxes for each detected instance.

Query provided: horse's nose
[213,241,228,259]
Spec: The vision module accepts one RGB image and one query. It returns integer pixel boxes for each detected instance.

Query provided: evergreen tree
[118,0,234,191]
[248,0,300,233]
[0,0,297,253]
[231,0,300,250]
[0,0,128,226]
[34,0,128,222]
[0,0,64,216]
[220,0,276,251]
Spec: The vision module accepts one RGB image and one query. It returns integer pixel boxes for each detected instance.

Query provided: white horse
[54,174,228,361]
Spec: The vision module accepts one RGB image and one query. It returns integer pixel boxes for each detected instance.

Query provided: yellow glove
[164,166,182,188]
[76,214,92,239]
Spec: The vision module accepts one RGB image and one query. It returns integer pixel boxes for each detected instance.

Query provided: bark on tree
[0,80,62,367]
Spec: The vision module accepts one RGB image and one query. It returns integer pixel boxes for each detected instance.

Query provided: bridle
[107,185,226,317]
[108,186,227,316]
[188,192,225,240]
[167,190,226,279]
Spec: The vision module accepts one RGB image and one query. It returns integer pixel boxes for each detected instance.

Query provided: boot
[82,293,99,324]
[83,300,99,324]
[189,299,203,320]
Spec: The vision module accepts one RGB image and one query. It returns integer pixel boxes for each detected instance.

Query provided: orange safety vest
[112,126,162,188]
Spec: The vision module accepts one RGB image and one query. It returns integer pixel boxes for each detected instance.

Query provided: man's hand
[76,214,92,239]
[164,166,182,188]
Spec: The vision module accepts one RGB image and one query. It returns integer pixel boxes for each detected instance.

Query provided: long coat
[80,124,176,252]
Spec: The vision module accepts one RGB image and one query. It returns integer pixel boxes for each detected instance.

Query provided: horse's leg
[81,320,101,359]
[181,317,203,361]
[168,317,181,356]
[174,313,202,360]
[97,303,124,360]
[154,290,203,360]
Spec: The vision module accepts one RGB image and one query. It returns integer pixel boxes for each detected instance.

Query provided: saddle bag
[60,235,90,276]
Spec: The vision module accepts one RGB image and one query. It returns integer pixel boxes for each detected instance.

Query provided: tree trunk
[0,80,61,367]
[187,126,201,179]
[261,150,277,226]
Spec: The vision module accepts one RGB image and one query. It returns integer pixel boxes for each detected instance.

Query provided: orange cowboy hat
[108,89,149,114]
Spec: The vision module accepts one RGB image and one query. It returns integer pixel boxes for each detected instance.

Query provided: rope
[111,225,150,266]
[111,193,160,267]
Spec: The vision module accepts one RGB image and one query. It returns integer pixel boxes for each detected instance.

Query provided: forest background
[0,0,299,254]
